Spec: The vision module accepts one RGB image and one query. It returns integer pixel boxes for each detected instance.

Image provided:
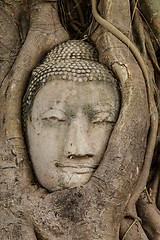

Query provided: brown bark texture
[0,0,160,239]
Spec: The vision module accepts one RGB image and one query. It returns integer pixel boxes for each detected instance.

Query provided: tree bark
[0,0,160,239]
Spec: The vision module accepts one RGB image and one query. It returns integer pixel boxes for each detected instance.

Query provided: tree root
[91,0,158,222]
[120,217,149,240]
[122,219,139,240]
[137,190,160,239]
[0,1,69,187]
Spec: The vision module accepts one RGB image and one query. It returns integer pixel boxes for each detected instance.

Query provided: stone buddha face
[23,40,120,192]
[26,78,119,192]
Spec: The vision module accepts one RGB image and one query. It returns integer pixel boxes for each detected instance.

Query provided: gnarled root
[0,0,69,187]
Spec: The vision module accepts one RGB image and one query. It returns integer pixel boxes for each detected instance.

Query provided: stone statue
[22,40,120,192]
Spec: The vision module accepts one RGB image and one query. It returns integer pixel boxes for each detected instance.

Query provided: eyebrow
[94,110,117,118]
[83,102,118,113]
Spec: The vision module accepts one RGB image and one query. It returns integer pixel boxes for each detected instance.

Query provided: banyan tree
[0,0,160,239]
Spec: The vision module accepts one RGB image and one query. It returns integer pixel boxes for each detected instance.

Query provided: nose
[64,113,95,158]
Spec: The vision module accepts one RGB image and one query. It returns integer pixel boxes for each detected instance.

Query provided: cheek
[27,121,68,161]
[89,124,113,153]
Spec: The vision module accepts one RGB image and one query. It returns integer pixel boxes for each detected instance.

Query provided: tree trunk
[0,0,160,239]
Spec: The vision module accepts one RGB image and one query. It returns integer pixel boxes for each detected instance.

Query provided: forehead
[31,80,119,116]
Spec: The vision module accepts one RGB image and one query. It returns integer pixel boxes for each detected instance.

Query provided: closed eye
[41,108,67,124]
[42,116,65,122]
[42,116,66,123]
[92,118,115,124]
[91,111,117,124]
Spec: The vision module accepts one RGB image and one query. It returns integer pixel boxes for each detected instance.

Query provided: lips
[55,162,98,174]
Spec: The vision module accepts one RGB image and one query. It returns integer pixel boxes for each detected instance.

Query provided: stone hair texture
[22,40,119,122]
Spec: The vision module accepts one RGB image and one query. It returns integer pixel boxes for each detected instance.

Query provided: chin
[64,173,92,188]
[46,172,93,192]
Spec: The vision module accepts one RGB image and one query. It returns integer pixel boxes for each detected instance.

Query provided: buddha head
[22,40,120,192]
